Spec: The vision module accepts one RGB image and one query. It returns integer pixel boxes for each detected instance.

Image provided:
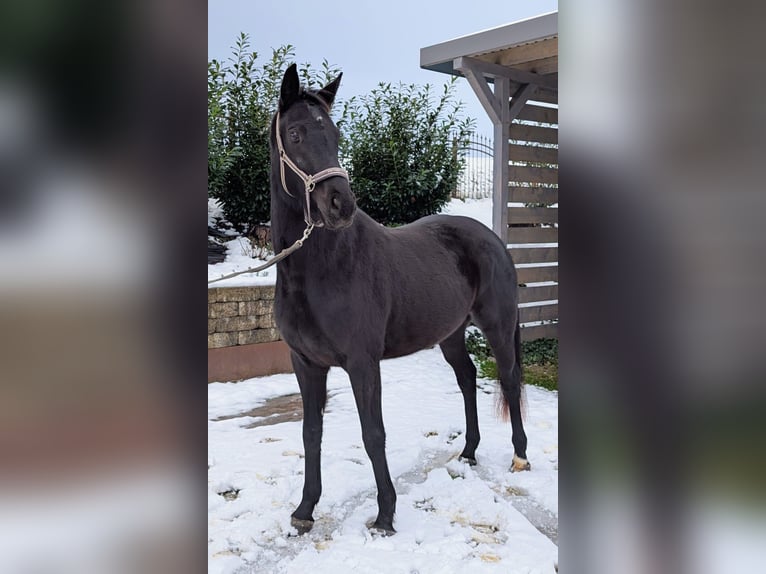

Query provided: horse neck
[272,208,352,282]
[269,189,307,252]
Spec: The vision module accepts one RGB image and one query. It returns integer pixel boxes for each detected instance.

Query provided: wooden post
[453,56,546,240]
[451,135,459,198]
[492,77,510,240]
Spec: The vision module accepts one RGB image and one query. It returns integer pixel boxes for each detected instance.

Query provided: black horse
[271,64,529,535]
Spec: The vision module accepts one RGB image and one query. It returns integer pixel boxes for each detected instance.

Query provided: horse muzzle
[315,183,357,230]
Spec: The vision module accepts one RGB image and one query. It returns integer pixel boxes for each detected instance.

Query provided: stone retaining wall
[208,286,280,349]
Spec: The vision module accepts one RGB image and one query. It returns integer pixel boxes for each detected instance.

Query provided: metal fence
[453,133,494,199]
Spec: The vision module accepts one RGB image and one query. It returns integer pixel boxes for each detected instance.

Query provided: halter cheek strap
[275,111,350,227]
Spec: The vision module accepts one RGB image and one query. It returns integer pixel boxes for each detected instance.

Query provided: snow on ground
[208,199,279,287]
[208,348,558,573]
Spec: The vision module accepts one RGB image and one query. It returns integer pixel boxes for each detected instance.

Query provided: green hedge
[337,81,473,226]
[208,33,475,232]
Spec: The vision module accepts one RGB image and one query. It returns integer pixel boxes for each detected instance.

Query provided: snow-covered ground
[208,199,279,287]
[208,348,558,574]
[208,197,558,573]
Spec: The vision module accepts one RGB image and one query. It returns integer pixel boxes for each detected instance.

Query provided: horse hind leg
[439,322,481,464]
[478,316,531,472]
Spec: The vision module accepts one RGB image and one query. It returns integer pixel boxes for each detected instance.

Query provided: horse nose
[329,187,356,221]
[329,191,345,218]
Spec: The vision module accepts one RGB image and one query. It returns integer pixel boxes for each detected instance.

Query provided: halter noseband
[275,110,350,228]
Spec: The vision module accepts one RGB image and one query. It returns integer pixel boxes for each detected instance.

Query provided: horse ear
[317,73,342,109]
[280,64,301,111]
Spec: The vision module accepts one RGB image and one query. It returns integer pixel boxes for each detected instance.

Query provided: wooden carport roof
[419,11,558,235]
[420,11,558,120]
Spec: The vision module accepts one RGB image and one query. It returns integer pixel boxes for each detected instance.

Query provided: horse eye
[288,128,300,143]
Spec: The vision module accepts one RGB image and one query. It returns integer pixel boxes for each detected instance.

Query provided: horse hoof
[459,455,478,466]
[366,520,396,536]
[290,516,315,534]
[511,455,531,472]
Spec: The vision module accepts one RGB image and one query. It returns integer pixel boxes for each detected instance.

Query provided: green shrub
[523,364,558,391]
[337,81,474,226]
[208,34,339,232]
[464,330,558,390]
[465,328,493,362]
[209,33,475,232]
[520,337,558,366]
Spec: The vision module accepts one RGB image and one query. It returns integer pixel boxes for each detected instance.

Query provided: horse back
[379,214,516,357]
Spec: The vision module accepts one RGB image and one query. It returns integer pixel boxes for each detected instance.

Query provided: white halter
[275,111,350,227]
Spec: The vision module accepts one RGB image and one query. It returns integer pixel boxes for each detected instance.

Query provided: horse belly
[382,288,471,359]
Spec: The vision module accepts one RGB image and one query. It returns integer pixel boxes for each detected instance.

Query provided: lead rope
[207,223,314,284]
[209,110,350,285]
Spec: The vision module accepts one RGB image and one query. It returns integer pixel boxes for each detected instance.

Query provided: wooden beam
[508,185,558,204]
[508,226,558,244]
[509,165,559,185]
[508,207,559,225]
[517,265,558,284]
[518,284,558,304]
[454,58,501,124]
[511,83,557,104]
[510,57,558,76]
[508,144,558,164]
[492,77,511,238]
[508,83,537,121]
[520,303,559,323]
[520,323,558,341]
[510,123,558,144]
[516,104,558,125]
[494,37,559,68]
[509,247,559,265]
[455,56,558,90]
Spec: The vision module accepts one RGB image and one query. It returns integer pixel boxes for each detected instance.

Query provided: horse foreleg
[290,351,329,533]
[347,359,397,535]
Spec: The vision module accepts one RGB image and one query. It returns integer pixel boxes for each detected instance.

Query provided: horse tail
[515,316,527,421]
[496,315,526,422]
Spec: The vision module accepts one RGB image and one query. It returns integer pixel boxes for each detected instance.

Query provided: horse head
[273,64,356,230]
